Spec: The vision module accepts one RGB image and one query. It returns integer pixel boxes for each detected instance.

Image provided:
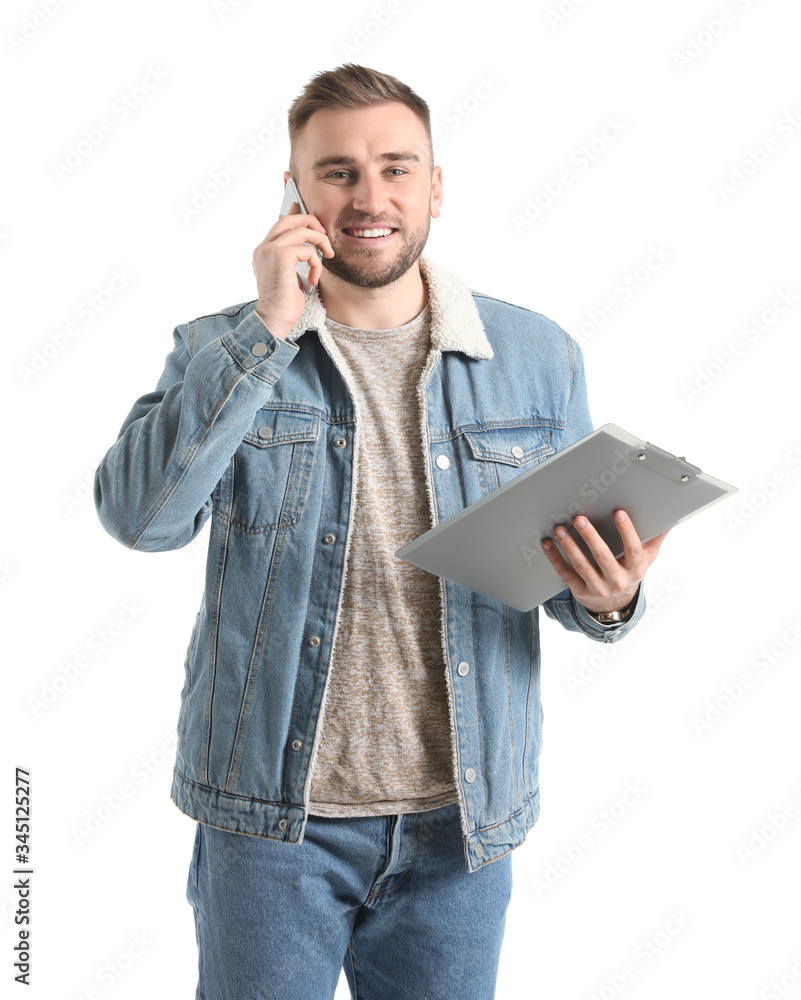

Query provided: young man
[94,64,667,1000]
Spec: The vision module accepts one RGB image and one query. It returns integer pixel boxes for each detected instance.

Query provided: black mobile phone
[279,177,324,296]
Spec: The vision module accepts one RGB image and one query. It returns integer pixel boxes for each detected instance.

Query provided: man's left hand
[540,510,669,614]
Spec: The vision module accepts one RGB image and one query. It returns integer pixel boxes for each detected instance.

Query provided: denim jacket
[94,255,646,873]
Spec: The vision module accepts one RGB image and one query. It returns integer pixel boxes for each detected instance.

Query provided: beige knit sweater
[307,302,459,817]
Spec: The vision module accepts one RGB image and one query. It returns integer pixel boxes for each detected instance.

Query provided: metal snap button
[511,445,524,459]
[323,534,336,545]
[292,740,302,751]
[278,819,289,831]
[474,843,484,857]
[257,426,273,439]
[309,636,321,647]
[435,454,450,469]
[251,342,268,357]
[334,437,347,448]
[464,767,476,783]
[457,661,470,676]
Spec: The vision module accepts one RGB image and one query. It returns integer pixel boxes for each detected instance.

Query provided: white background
[3,0,800,998]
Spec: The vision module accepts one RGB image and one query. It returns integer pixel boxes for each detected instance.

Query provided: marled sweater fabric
[307,302,459,817]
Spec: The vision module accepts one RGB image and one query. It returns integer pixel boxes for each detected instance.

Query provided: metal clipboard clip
[625,442,703,485]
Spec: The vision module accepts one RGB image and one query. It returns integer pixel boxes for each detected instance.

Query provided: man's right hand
[251,200,335,340]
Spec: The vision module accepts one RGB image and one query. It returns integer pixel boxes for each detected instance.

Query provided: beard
[320,213,431,289]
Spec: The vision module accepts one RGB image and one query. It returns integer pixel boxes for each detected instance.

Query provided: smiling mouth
[341,227,398,240]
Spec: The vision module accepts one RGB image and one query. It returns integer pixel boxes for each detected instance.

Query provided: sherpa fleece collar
[284,254,494,361]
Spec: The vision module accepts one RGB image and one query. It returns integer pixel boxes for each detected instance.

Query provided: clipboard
[394,423,738,612]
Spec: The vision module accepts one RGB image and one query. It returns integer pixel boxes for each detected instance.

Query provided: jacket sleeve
[94,308,300,552]
[541,330,648,643]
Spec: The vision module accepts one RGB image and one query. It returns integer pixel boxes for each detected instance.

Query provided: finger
[554,521,608,584]
[262,211,331,252]
[305,243,325,286]
[292,243,327,277]
[281,206,327,234]
[272,225,335,258]
[540,538,584,590]
[610,510,645,569]
[257,214,304,255]
[546,527,604,593]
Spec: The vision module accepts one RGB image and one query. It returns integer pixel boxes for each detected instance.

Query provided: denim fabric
[94,255,647,874]
[186,801,513,999]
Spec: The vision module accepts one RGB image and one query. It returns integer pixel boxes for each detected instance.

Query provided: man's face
[286,102,442,289]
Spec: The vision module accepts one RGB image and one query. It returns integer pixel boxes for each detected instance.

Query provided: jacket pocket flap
[243,409,320,449]
[463,423,555,466]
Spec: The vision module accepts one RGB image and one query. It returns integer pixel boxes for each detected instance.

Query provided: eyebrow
[311,151,422,170]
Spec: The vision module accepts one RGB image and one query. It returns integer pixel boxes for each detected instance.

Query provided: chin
[323,254,421,290]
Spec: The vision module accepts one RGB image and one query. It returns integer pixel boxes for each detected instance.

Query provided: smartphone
[279,177,324,296]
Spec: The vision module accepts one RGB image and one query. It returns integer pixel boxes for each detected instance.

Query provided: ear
[282,171,290,186]
[430,165,443,220]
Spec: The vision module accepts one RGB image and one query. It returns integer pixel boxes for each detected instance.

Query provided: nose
[350,171,384,217]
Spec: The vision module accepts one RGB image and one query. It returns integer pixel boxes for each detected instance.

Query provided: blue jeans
[185,800,513,999]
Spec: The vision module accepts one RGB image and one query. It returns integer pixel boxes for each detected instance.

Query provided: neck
[317,260,428,330]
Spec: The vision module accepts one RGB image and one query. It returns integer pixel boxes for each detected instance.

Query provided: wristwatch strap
[589,606,633,623]
[584,589,639,624]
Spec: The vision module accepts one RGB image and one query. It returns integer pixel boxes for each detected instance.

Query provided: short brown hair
[287,63,433,177]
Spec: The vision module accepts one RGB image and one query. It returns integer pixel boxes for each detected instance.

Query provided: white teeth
[347,228,393,238]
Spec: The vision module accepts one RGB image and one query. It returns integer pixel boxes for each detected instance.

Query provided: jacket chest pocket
[460,422,555,500]
[229,408,320,533]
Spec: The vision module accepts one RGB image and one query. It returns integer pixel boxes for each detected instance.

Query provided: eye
[387,168,406,176]
[326,171,351,179]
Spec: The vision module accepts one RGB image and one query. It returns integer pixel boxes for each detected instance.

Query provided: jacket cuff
[573,583,646,641]
[221,308,300,383]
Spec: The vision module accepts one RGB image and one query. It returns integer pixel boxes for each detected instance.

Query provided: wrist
[580,586,640,623]
[255,308,289,341]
